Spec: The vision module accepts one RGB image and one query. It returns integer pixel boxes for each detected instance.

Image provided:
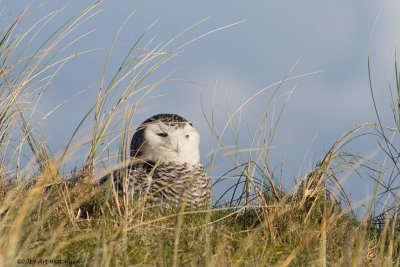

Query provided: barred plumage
[101,113,211,208]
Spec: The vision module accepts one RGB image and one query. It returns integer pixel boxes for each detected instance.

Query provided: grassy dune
[0,2,399,266]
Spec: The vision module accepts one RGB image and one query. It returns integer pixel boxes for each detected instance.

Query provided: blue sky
[2,1,400,209]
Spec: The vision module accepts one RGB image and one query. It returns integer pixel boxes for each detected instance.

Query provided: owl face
[138,119,201,165]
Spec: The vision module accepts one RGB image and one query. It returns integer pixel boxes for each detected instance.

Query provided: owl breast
[114,161,210,208]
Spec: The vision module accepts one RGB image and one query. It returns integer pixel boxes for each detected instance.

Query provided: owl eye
[185,134,190,139]
[157,132,168,137]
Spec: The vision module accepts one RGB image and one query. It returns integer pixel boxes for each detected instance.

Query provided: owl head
[130,114,201,164]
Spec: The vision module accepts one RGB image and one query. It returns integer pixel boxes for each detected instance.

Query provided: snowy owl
[100,113,211,208]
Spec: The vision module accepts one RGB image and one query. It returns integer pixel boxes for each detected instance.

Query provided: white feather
[142,123,201,165]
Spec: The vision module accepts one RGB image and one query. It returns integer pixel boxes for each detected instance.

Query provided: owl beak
[170,138,180,153]
[175,141,180,153]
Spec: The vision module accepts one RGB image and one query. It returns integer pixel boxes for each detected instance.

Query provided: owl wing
[99,161,155,195]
